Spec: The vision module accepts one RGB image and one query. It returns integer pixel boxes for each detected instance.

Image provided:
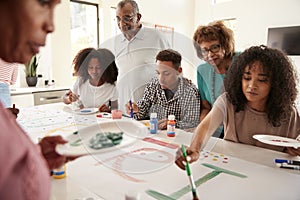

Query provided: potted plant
[25,55,38,87]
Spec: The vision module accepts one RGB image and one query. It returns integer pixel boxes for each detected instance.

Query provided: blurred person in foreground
[0,0,78,199]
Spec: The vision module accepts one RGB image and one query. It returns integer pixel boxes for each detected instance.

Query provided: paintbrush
[129,99,133,118]
[181,144,199,200]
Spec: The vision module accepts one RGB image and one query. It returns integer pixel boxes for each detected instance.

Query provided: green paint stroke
[146,190,176,200]
[146,163,247,200]
[169,171,221,199]
[202,163,247,178]
[70,139,82,146]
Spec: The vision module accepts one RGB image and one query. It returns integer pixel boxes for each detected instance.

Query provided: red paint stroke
[271,139,289,143]
[143,137,178,149]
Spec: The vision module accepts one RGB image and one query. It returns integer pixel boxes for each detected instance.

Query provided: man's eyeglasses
[200,44,221,56]
[116,15,135,23]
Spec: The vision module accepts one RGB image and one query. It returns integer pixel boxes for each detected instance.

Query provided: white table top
[17,103,300,200]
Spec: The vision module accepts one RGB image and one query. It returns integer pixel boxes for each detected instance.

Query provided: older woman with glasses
[193,20,240,138]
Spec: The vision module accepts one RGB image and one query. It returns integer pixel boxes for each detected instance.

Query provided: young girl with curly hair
[176,45,300,168]
[63,48,118,112]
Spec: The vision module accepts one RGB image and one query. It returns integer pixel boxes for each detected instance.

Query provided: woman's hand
[175,146,200,170]
[39,135,78,170]
[7,107,19,118]
[285,147,300,156]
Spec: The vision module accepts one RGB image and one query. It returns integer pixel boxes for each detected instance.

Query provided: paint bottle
[149,113,158,134]
[52,165,66,179]
[167,115,176,137]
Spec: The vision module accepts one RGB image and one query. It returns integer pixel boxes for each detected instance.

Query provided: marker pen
[276,163,300,170]
[275,159,300,166]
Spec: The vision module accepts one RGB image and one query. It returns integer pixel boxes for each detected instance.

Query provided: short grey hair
[117,0,139,14]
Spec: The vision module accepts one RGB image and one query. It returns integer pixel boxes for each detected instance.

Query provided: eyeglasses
[200,44,221,56]
[116,15,135,23]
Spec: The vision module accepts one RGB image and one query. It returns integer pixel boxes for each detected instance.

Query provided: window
[70,0,99,59]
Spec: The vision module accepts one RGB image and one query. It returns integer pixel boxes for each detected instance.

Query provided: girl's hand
[175,146,200,170]
[99,104,110,112]
[68,91,79,102]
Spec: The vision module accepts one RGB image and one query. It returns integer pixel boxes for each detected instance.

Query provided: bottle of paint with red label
[167,115,176,137]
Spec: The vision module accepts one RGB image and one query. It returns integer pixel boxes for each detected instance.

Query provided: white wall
[136,0,197,82]
[194,0,300,49]
[194,0,300,69]
[51,1,72,87]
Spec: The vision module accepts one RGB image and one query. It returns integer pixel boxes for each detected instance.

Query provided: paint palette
[56,120,148,156]
[253,134,300,148]
[74,108,99,115]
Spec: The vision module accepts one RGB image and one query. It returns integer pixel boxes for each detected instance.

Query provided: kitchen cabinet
[11,87,68,108]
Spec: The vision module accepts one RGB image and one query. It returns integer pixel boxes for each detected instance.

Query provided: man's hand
[125,101,139,115]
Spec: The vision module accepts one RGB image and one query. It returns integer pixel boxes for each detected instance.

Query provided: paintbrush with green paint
[181,144,199,200]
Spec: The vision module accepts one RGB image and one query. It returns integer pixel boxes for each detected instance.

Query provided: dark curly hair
[74,48,118,85]
[193,20,235,60]
[156,49,182,69]
[224,45,298,127]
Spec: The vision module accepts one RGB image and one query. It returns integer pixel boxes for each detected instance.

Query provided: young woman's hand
[285,147,300,156]
[174,146,200,170]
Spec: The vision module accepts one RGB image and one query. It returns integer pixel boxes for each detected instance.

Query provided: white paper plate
[74,108,99,115]
[253,134,300,148]
[56,119,148,156]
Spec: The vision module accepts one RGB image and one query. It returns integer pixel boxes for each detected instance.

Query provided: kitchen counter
[11,86,69,108]
[10,86,69,95]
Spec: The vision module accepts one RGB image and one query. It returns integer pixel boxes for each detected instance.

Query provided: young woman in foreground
[176,45,300,169]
